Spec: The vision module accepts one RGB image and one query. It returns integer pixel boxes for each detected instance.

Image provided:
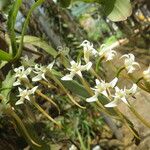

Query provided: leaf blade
[0,49,12,61]
[16,35,57,57]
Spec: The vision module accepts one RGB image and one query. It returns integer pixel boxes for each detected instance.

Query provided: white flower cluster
[61,40,150,107]
[86,77,137,107]
[13,58,55,105]
[13,40,150,108]
[80,40,117,62]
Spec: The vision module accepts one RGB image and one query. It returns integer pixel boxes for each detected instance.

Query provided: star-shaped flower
[98,44,117,61]
[16,86,38,105]
[32,61,55,82]
[86,77,118,102]
[105,84,137,107]
[80,40,98,62]
[13,66,32,86]
[61,60,92,81]
[121,53,140,74]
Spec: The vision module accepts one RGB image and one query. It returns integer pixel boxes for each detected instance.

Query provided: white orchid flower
[80,40,98,62]
[98,44,117,61]
[143,65,150,82]
[105,84,138,107]
[86,77,118,103]
[32,61,55,82]
[61,60,92,81]
[121,53,140,74]
[13,66,32,86]
[16,86,38,105]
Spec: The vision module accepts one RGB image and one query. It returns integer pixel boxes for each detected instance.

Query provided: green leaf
[7,0,22,56]
[70,0,132,21]
[102,0,132,21]
[0,71,15,104]
[16,35,57,57]
[0,49,12,61]
[53,71,117,115]
[15,0,45,60]
[62,80,117,115]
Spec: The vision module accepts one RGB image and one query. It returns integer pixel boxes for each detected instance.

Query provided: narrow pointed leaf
[7,0,22,56]
[0,49,12,61]
[16,35,57,57]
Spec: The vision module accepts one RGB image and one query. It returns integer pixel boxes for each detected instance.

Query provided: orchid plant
[0,39,150,148]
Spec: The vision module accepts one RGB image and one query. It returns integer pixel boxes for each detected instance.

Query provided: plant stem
[47,72,86,109]
[116,67,125,77]
[79,76,105,110]
[128,74,150,93]
[7,107,41,147]
[39,80,57,89]
[31,98,62,128]
[129,105,150,128]
[113,107,141,140]
[35,89,60,114]
[21,79,60,114]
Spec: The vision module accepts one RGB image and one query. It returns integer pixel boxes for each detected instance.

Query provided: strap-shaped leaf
[0,49,12,61]
[7,0,22,56]
[16,35,57,57]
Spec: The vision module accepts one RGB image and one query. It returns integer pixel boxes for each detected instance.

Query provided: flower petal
[47,61,55,70]
[61,73,74,81]
[105,99,118,107]
[13,80,21,86]
[30,86,38,94]
[15,99,24,105]
[120,54,129,59]
[86,95,98,103]
[109,77,118,88]
[121,97,129,105]
[101,90,109,98]
[32,74,42,82]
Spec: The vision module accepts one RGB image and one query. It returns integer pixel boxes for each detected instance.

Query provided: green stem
[15,0,45,60]
[90,68,101,80]
[76,129,87,150]
[79,76,106,110]
[31,99,61,128]
[8,108,41,147]
[129,105,150,128]
[95,57,104,73]
[35,89,60,114]
[113,107,140,140]
[136,77,143,84]
[128,74,150,93]
[39,80,57,89]
[47,72,86,109]
[116,67,125,77]
[21,79,60,114]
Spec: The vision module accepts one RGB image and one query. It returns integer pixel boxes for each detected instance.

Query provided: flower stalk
[31,98,62,128]
[7,107,42,147]
[48,71,86,109]
[128,104,150,128]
